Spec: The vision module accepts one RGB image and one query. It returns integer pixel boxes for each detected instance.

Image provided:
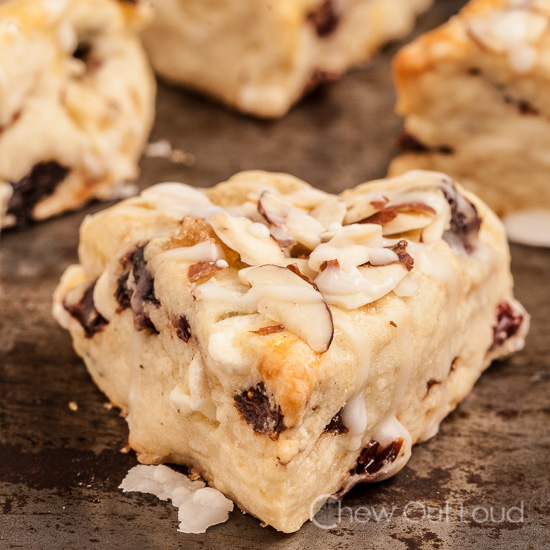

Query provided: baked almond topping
[109,172,484,353]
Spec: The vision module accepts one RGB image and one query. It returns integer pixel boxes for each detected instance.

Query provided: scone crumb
[120,443,131,454]
[145,139,195,166]
[120,465,233,533]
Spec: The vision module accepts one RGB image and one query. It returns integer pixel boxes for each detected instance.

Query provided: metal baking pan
[1,1,549,547]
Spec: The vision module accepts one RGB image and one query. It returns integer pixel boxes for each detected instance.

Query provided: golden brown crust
[257,332,321,428]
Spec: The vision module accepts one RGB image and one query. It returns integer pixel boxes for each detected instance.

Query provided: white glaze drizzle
[149,241,224,276]
[247,222,271,239]
[336,317,371,445]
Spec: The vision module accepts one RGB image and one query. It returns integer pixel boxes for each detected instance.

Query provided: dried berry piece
[490,302,524,351]
[115,271,132,312]
[130,245,160,333]
[324,410,348,434]
[306,0,340,37]
[115,245,160,332]
[396,131,454,155]
[440,180,481,253]
[63,281,108,338]
[72,42,92,63]
[132,246,159,305]
[503,94,539,116]
[350,439,404,477]
[115,249,137,312]
[234,383,285,440]
[388,240,414,271]
[425,379,441,398]
[7,161,70,228]
[175,316,192,343]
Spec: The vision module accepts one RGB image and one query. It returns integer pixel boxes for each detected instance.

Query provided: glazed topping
[467,2,549,73]
[440,179,481,253]
[490,302,525,351]
[113,172,481,354]
[63,280,108,338]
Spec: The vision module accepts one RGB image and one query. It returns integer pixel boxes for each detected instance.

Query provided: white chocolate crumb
[120,465,233,533]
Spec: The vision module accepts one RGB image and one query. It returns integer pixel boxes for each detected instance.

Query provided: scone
[390,0,550,244]
[142,0,432,118]
[0,0,155,230]
[53,169,528,533]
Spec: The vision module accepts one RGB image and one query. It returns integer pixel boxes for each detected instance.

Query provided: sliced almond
[243,265,334,353]
[208,212,284,266]
[257,191,288,227]
[258,191,324,250]
[286,187,331,209]
[315,261,408,309]
[310,197,347,229]
[344,193,389,225]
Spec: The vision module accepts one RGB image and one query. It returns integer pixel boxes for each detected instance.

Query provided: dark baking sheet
[1,1,549,548]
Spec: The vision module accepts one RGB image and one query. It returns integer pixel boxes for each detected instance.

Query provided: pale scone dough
[142,0,432,118]
[0,0,156,230]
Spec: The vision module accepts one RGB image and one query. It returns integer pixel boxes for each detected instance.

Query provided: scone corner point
[53,169,529,532]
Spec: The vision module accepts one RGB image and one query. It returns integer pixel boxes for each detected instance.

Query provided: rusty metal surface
[1,1,549,548]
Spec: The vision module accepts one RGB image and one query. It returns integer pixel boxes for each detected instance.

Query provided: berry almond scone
[142,0,432,118]
[53,170,528,533]
[0,0,155,231]
[390,0,550,245]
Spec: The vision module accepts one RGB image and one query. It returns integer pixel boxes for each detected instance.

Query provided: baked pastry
[53,169,528,532]
[142,0,432,118]
[0,0,155,230]
[390,0,550,243]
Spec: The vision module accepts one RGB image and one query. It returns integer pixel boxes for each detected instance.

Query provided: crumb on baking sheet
[119,464,233,533]
[145,139,195,166]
